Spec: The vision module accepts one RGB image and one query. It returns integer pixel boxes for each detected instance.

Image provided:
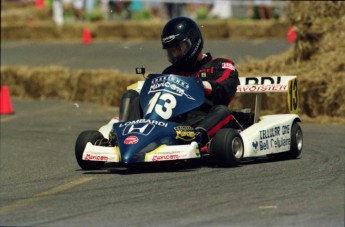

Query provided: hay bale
[227,20,289,39]
[121,21,163,39]
[96,22,126,39]
[234,1,345,122]
[0,66,142,106]
[200,21,229,38]
[289,1,345,61]
[1,5,51,25]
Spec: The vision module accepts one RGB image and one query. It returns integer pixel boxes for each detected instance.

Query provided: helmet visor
[166,39,192,63]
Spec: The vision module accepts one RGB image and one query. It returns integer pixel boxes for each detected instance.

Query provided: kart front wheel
[210,128,244,167]
[75,130,105,170]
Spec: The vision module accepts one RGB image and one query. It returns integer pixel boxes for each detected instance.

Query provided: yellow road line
[0,177,95,214]
[259,205,278,209]
[0,115,16,122]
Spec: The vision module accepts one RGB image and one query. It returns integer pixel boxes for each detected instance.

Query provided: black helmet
[161,17,204,65]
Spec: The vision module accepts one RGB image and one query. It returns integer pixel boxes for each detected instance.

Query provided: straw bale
[121,21,163,39]
[236,1,345,122]
[0,66,142,106]
[289,1,345,61]
[96,22,126,39]
[226,20,289,39]
[1,3,288,41]
[1,5,51,25]
[199,21,229,38]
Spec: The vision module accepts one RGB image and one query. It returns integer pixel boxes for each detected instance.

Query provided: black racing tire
[287,122,303,158]
[210,128,244,167]
[267,122,303,161]
[75,130,105,170]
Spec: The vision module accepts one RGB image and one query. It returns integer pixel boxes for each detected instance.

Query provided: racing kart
[75,70,303,170]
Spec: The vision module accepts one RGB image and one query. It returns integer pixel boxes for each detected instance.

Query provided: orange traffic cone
[82,28,92,45]
[0,86,14,115]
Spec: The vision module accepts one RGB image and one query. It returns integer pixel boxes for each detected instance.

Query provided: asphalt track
[1,40,344,226]
[1,39,291,73]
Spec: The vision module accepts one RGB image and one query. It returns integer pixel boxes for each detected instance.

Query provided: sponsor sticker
[174,126,199,141]
[149,75,195,100]
[222,62,235,70]
[122,123,155,136]
[252,140,259,153]
[152,154,179,161]
[119,119,168,128]
[85,154,108,161]
[244,76,281,85]
[124,135,139,145]
[254,124,291,152]
[162,34,180,43]
[237,85,288,92]
[200,72,207,78]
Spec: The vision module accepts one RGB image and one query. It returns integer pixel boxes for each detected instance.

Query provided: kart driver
[120,17,239,152]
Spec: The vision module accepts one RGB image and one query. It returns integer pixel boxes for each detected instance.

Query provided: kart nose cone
[121,151,145,163]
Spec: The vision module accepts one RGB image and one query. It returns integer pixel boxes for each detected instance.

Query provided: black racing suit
[119,53,239,138]
[162,53,239,138]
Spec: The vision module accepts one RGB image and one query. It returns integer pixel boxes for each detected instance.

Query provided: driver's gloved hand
[202,81,212,96]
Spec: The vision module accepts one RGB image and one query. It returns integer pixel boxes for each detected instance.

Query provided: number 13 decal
[146,92,177,119]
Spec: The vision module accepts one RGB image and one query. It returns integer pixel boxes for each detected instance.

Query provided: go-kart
[75,69,303,170]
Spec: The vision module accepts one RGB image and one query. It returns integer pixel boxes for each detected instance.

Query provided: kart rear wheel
[210,128,244,167]
[75,130,105,170]
[267,122,303,160]
[287,122,303,158]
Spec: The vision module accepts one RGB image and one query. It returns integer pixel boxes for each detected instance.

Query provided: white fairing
[144,142,200,162]
[98,118,119,139]
[241,114,299,158]
[82,142,120,162]
[87,117,200,163]
[82,141,200,163]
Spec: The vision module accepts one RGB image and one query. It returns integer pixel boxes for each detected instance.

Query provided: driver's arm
[205,59,240,106]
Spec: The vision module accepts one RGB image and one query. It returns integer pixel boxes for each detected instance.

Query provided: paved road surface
[0,100,344,226]
[0,40,344,226]
[1,39,291,73]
